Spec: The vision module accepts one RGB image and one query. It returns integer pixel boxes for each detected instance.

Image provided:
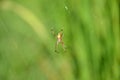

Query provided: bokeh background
[0,0,119,80]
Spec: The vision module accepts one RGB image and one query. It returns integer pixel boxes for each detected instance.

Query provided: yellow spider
[51,28,66,52]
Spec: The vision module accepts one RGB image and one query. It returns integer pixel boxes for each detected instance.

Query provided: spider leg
[51,28,56,37]
[61,40,66,51]
[55,40,59,52]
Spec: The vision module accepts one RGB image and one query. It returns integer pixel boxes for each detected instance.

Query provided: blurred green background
[0,0,119,80]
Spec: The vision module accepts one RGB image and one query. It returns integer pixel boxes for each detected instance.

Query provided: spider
[51,28,66,52]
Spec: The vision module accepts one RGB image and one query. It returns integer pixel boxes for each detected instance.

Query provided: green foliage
[0,0,119,80]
